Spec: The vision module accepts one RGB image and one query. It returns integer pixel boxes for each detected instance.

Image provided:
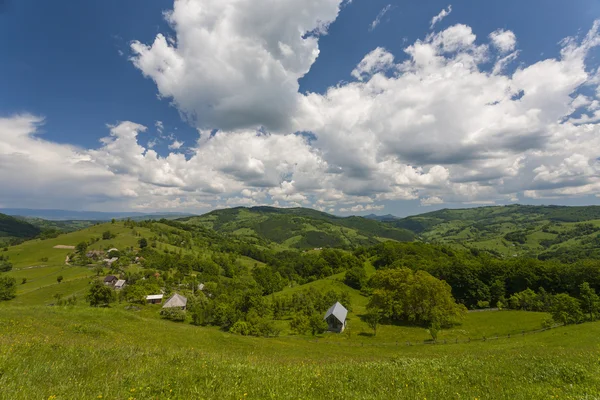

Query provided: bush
[160,308,187,322]
[344,266,366,290]
[230,321,251,336]
[476,300,490,309]
[0,276,17,300]
[290,314,310,335]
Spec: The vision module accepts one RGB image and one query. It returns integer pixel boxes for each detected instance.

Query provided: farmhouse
[162,293,187,310]
[103,275,118,286]
[323,302,348,333]
[114,279,126,290]
[103,257,118,266]
[146,294,164,304]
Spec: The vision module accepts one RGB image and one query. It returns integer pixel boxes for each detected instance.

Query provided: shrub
[0,276,17,300]
[477,300,490,309]
[230,321,251,336]
[344,266,366,290]
[160,308,187,322]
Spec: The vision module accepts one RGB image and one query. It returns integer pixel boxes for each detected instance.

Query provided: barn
[323,302,348,333]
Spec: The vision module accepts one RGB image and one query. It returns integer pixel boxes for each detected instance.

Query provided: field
[0,305,599,399]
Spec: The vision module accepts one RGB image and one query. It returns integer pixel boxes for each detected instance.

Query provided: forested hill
[179,206,415,249]
[387,204,600,260]
[0,213,41,242]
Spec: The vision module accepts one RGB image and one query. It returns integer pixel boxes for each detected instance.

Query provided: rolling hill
[388,204,600,260]
[0,213,41,245]
[180,206,415,249]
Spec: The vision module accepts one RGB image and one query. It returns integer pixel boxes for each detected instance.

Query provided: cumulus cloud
[339,204,385,213]
[489,29,517,53]
[370,4,393,31]
[351,47,395,81]
[420,197,444,206]
[6,1,600,214]
[130,0,346,132]
[168,139,184,150]
[430,5,452,29]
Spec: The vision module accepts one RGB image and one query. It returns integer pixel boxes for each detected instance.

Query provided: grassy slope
[0,305,598,399]
[391,204,600,257]
[0,213,40,244]
[0,222,156,305]
[181,206,415,249]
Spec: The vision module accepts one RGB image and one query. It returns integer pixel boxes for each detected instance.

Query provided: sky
[1,0,600,217]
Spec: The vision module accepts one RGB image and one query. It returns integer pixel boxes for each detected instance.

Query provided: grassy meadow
[1,305,599,400]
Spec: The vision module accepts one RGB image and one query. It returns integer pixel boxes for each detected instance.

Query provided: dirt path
[53,245,75,249]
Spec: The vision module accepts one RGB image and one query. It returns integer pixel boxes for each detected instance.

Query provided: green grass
[0,305,599,399]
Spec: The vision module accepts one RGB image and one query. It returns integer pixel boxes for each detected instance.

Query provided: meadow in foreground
[1,305,599,400]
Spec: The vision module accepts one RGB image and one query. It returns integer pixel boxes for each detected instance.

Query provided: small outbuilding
[103,275,118,286]
[114,279,126,290]
[323,302,348,333]
[162,293,188,310]
[146,294,164,304]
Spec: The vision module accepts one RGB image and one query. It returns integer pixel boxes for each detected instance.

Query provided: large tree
[86,280,116,307]
[367,268,466,327]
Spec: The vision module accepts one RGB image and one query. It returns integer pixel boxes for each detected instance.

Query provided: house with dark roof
[323,302,348,333]
[103,275,118,286]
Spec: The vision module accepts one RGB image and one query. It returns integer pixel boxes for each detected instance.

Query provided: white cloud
[370,4,393,31]
[430,5,452,29]
[351,47,395,80]
[420,196,444,206]
[6,3,600,213]
[168,139,184,150]
[130,0,346,132]
[339,204,385,213]
[489,29,517,53]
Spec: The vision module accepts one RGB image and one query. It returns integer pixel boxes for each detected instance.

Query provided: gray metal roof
[146,294,164,300]
[163,293,187,308]
[324,302,348,323]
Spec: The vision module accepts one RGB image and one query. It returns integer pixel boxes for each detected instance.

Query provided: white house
[323,302,348,333]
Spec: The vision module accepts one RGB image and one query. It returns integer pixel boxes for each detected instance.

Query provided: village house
[114,279,126,290]
[162,293,187,310]
[103,275,118,286]
[146,294,164,304]
[103,257,118,266]
[323,302,348,333]
[86,250,105,259]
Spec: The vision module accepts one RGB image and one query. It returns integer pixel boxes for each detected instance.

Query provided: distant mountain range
[0,208,196,221]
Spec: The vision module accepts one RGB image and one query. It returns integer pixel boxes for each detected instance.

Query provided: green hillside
[181,206,414,249]
[390,204,600,260]
[0,213,40,245]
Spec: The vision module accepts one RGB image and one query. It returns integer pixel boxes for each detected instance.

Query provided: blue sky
[1,0,600,216]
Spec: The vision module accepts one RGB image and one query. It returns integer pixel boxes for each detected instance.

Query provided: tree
[139,238,148,249]
[0,276,17,301]
[364,307,381,336]
[102,231,112,240]
[344,266,367,289]
[551,293,583,325]
[93,265,104,276]
[309,313,328,336]
[76,241,88,254]
[57,275,64,284]
[86,280,116,307]
[579,282,600,321]
[111,219,116,224]
[367,268,466,327]
[0,255,13,272]
[21,278,27,284]
[290,313,310,335]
